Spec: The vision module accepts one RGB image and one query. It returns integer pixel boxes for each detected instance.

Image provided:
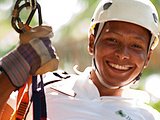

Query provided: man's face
[89,21,151,87]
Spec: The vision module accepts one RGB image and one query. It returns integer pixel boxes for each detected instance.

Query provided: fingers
[0,25,59,88]
[19,26,54,44]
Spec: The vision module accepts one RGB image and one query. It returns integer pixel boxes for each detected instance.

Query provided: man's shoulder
[122,89,150,103]
[43,67,92,86]
[138,103,160,120]
[42,67,92,97]
[43,70,77,84]
[122,89,160,119]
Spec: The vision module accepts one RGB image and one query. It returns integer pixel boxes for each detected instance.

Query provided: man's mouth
[108,62,132,71]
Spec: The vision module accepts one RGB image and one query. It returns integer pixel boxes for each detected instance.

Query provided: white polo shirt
[9,67,160,120]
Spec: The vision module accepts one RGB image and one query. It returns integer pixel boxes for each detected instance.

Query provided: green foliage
[151,101,160,112]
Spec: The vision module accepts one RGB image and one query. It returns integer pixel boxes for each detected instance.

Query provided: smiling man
[0,0,160,120]
[89,21,152,92]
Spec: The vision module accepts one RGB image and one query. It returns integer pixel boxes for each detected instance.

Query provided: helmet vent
[152,13,158,23]
[103,2,112,10]
[91,18,94,22]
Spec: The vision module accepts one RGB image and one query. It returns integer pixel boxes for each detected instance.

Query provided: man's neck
[90,70,125,96]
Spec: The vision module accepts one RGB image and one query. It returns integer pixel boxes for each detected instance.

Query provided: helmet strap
[92,57,144,89]
[94,22,105,46]
[92,58,120,89]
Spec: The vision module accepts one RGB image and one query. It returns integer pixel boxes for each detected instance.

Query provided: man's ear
[144,50,153,68]
[88,34,95,55]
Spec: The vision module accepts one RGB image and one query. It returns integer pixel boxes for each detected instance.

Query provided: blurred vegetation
[151,101,160,112]
[0,0,160,111]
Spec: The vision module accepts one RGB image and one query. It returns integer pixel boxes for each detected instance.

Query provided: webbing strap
[14,75,63,119]
[32,75,47,120]
[14,76,32,120]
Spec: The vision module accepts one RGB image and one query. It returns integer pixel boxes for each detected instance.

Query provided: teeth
[109,63,131,70]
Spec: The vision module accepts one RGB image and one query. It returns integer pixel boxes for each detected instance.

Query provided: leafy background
[0,0,160,111]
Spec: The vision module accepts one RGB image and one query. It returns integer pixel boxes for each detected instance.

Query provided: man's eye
[132,44,143,49]
[107,38,117,43]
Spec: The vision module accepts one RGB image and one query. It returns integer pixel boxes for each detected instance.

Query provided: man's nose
[115,46,130,60]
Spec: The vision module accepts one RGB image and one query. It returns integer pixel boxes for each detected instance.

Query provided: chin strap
[93,58,120,89]
[95,69,120,89]
[93,58,142,89]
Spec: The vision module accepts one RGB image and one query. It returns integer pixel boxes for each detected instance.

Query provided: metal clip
[29,0,37,10]
[11,0,42,33]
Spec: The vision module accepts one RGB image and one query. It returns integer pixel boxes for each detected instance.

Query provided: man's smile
[107,62,133,71]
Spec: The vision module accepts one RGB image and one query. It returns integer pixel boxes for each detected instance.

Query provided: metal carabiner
[29,0,37,10]
[11,0,43,33]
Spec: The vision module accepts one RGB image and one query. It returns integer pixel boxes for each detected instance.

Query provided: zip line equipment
[11,0,42,33]
[11,0,47,119]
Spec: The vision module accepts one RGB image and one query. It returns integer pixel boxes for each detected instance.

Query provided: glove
[0,25,59,88]
[19,25,59,74]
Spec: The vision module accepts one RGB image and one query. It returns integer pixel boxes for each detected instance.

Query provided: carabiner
[11,0,43,33]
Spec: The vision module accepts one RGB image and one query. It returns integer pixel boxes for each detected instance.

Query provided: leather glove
[0,25,59,88]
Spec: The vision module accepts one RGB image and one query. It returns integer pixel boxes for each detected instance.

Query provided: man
[0,0,160,119]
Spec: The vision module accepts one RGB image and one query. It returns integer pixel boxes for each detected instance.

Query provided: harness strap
[11,76,32,120]
[12,71,70,119]
[32,75,47,120]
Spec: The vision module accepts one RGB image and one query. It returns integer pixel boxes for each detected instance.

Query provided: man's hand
[0,25,59,88]
[19,25,53,44]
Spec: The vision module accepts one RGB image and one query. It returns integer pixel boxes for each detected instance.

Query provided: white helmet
[89,0,159,50]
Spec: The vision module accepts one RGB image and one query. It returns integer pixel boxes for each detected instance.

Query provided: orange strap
[15,76,32,120]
